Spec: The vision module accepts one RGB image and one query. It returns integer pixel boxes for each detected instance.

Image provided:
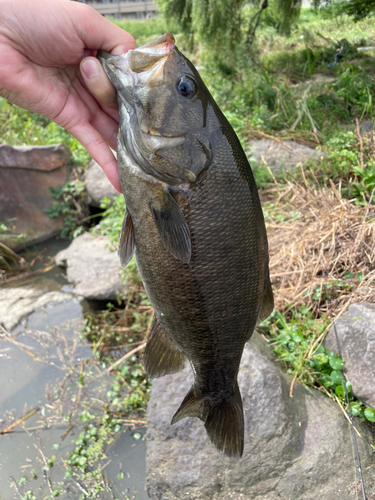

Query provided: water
[0,237,148,500]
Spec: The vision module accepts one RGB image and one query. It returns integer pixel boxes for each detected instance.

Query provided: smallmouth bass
[98,33,273,458]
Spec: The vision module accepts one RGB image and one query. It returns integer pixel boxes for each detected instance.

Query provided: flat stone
[55,232,125,300]
[85,159,119,207]
[0,144,71,249]
[324,303,375,408]
[360,120,373,133]
[248,139,324,173]
[146,334,375,500]
[0,278,71,331]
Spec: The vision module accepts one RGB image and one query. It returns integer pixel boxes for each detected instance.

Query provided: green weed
[0,98,90,166]
[45,180,88,238]
[91,195,126,247]
[259,308,375,423]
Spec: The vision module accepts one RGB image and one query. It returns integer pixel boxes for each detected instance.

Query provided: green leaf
[335,385,345,398]
[330,370,344,384]
[329,356,344,370]
[320,374,333,388]
[350,402,363,417]
[364,407,375,422]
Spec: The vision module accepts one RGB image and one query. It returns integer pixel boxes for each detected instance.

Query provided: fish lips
[97,32,175,91]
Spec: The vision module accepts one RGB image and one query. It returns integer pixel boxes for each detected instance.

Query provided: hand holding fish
[0,0,134,191]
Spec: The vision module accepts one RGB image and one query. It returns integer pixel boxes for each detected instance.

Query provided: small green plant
[351,163,375,204]
[21,492,37,500]
[45,180,88,238]
[0,98,90,166]
[92,195,126,246]
[259,308,375,423]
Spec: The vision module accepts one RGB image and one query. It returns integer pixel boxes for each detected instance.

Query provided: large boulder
[0,144,71,249]
[248,139,324,173]
[146,334,375,500]
[85,159,119,207]
[324,302,375,409]
[55,232,126,301]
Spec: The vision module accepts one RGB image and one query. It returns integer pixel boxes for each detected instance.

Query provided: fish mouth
[141,130,185,151]
[140,124,186,140]
[98,32,175,87]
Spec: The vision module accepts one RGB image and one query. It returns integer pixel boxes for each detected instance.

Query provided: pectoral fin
[118,209,136,268]
[144,319,185,378]
[150,190,191,264]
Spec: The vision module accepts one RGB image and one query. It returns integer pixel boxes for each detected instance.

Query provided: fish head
[98,33,213,185]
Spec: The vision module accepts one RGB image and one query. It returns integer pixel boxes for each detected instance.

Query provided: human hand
[0,0,134,191]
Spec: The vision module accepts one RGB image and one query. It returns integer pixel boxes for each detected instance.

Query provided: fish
[98,32,273,458]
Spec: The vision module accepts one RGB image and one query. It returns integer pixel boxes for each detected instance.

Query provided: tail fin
[171,384,244,458]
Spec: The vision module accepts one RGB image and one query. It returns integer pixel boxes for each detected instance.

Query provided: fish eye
[176,76,197,98]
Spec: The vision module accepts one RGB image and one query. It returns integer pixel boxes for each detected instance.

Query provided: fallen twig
[0,407,40,435]
[0,263,56,285]
[104,342,146,374]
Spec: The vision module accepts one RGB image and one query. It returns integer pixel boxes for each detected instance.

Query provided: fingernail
[81,59,98,80]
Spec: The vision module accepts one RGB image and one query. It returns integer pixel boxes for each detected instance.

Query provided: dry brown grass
[265,175,375,323]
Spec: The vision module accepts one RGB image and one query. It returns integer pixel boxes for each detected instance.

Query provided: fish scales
[99,32,273,458]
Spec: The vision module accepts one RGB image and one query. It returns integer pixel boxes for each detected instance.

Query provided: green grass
[0,98,90,166]
[111,17,180,47]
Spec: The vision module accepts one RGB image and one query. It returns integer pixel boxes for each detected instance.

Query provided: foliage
[0,98,90,166]
[113,16,180,46]
[344,0,375,20]
[91,195,126,247]
[156,0,304,52]
[259,309,375,423]
[44,180,88,238]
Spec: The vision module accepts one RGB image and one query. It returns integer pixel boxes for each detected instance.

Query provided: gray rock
[0,278,71,331]
[0,143,71,249]
[360,120,373,133]
[55,232,125,300]
[146,334,375,500]
[248,139,324,173]
[85,159,119,207]
[324,303,375,409]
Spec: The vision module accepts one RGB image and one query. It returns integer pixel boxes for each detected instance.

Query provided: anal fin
[118,208,136,268]
[143,319,185,378]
